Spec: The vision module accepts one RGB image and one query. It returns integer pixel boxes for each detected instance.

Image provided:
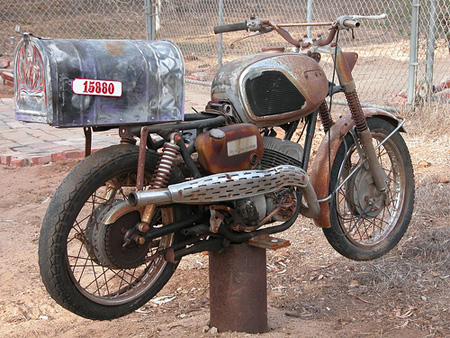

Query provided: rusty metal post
[83,127,92,157]
[209,243,268,333]
[136,126,149,191]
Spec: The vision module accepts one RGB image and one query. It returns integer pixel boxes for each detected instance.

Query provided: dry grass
[342,178,450,333]
[403,101,450,136]
[413,178,450,223]
[266,167,450,335]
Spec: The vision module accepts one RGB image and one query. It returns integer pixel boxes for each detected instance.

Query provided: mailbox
[14,36,185,127]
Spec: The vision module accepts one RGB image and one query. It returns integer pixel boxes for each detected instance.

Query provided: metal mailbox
[14,36,185,127]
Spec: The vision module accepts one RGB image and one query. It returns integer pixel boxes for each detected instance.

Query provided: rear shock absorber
[150,135,181,189]
[140,133,181,225]
[125,132,182,247]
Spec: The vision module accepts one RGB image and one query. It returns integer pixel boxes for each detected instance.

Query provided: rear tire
[39,144,185,319]
[323,118,414,260]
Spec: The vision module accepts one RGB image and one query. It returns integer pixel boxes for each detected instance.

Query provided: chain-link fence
[414,0,450,105]
[1,0,449,110]
[0,1,148,53]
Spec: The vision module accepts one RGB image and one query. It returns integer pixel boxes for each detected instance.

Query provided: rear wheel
[323,118,414,260]
[39,144,185,319]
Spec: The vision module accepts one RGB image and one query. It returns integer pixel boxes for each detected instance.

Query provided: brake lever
[229,31,265,49]
[229,23,273,49]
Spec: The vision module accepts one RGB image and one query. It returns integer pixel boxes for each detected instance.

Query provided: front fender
[310,108,404,228]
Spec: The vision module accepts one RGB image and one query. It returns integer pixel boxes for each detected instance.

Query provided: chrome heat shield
[128,165,316,209]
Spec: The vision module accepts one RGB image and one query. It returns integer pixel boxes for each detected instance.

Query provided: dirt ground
[0,83,13,98]
[0,82,449,338]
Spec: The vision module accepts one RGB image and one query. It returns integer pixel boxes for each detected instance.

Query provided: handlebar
[214,14,387,48]
[214,21,248,34]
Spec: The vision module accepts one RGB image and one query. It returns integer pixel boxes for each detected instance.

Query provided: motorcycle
[15,14,414,320]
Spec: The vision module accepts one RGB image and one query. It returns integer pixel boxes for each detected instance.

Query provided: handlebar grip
[343,19,360,29]
[214,21,248,34]
[353,13,387,21]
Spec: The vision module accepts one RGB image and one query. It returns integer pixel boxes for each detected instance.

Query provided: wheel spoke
[64,170,174,304]
[72,244,88,284]
[38,146,184,319]
[324,120,413,261]
[335,131,404,246]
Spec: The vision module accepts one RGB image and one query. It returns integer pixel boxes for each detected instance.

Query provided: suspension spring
[119,127,137,145]
[150,138,180,189]
[318,101,334,133]
[345,90,368,133]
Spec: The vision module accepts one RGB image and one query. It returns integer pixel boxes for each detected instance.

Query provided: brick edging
[1,148,101,167]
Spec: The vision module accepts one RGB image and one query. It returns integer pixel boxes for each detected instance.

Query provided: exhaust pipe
[129,165,320,218]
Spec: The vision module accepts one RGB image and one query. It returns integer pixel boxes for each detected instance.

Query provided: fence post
[307,0,313,37]
[425,0,437,99]
[145,0,151,40]
[218,0,224,68]
[407,0,420,110]
[145,0,156,40]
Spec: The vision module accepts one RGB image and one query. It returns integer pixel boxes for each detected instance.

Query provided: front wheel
[324,118,414,261]
[39,144,186,319]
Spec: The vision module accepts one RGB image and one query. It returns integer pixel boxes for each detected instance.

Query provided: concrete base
[209,243,268,333]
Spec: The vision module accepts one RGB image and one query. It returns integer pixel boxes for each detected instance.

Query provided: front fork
[333,48,388,192]
[345,90,388,192]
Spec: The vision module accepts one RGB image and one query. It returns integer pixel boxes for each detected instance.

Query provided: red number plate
[72,78,122,97]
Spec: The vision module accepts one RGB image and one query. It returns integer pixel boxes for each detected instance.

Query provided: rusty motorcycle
[14,14,414,319]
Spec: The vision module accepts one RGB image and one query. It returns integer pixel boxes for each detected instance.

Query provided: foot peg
[248,234,290,250]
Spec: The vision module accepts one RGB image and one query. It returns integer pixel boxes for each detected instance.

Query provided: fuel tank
[211,51,328,128]
[14,36,184,127]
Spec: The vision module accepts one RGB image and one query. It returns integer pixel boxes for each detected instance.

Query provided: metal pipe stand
[209,243,268,333]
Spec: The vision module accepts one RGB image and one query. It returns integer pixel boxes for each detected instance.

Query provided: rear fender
[310,108,404,228]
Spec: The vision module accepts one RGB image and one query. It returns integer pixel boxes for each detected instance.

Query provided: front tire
[39,144,185,319]
[323,118,414,260]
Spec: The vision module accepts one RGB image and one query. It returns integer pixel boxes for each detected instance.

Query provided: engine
[231,137,304,229]
[195,123,305,231]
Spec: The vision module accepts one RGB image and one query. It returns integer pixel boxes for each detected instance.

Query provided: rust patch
[105,42,126,55]
[342,52,359,72]
[262,46,285,52]
[195,124,264,174]
[335,51,354,86]
[248,234,291,250]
